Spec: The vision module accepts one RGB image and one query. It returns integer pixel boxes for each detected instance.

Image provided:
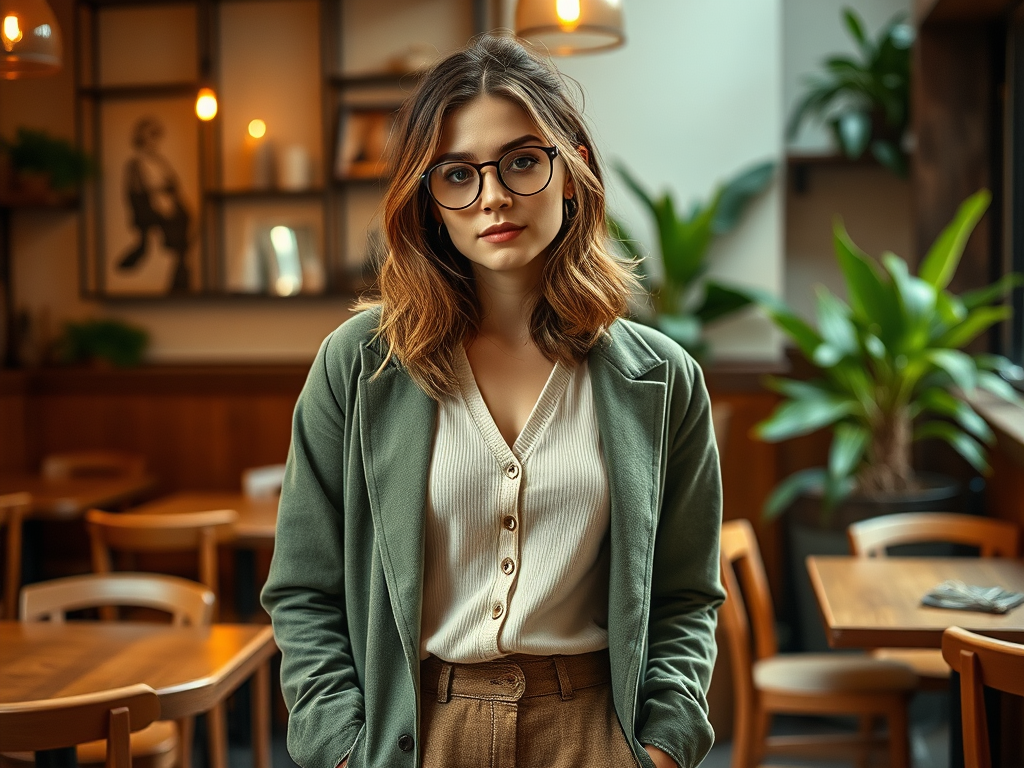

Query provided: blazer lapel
[588,321,668,732]
[357,344,436,669]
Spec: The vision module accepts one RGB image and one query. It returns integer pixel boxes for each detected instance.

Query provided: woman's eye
[506,155,539,172]
[444,166,473,184]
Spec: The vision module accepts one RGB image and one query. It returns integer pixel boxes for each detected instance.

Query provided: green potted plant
[609,160,775,359]
[54,318,149,369]
[0,127,96,205]
[787,8,913,176]
[756,189,1020,516]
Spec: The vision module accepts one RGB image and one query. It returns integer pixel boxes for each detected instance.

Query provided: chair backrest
[942,626,1024,768]
[0,683,160,766]
[848,512,1020,558]
[719,519,779,707]
[42,451,147,481]
[241,464,286,498]
[710,402,732,459]
[0,492,30,620]
[21,573,215,627]
[85,509,237,596]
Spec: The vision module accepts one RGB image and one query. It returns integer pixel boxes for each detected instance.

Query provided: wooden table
[807,556,1024,649]
[0,474,158,520]
[0,621,276,767]
[132,492,278,546]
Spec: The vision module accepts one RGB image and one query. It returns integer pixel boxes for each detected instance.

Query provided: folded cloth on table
[921,579,1024,614]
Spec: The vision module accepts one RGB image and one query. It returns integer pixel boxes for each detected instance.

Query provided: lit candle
[247,119,274,189]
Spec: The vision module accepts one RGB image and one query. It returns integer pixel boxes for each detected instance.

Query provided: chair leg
[730,699,755,768]
[252,661,272,768]
[887,700,911,768]
[207,703,229,768]
[177,717,194,768]
[856,715,874,768]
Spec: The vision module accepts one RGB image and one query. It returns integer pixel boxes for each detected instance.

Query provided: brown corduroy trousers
[419,649,640,768]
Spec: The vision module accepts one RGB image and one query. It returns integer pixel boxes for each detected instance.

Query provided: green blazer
[261,309,724,768]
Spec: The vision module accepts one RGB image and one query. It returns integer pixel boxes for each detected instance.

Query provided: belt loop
[437,662,453,704]
[553,656,574,701]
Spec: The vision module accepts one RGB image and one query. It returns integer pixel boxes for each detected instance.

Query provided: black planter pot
[785,471,962,653]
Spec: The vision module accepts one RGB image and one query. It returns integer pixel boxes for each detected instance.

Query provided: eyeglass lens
[427,147,553,210]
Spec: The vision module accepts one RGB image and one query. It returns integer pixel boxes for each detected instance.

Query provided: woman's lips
[480,226,524,243]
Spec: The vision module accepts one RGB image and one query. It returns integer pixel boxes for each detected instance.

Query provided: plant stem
[858,406,913,494]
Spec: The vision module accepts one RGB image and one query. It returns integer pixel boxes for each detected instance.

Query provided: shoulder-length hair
[355,33,641,400]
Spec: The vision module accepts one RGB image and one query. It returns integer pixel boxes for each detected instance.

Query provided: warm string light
[248,119,266,139]
[195,87,218,121]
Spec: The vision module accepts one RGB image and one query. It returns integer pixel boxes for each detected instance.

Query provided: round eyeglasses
[421,145,559,211]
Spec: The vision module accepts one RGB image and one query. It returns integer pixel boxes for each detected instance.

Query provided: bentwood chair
[85,509,238,768]
[720,518,917,768]
[0,492,30,620]
[3,574,216,768]
[0,685,161,768]
[42,451,147,480]
[849,512,1021,690]
[942,626,1024,768]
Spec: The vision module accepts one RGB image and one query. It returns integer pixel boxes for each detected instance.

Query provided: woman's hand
[643,744,678,768]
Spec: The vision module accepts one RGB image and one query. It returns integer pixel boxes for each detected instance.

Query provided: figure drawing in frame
[116,116,193,292]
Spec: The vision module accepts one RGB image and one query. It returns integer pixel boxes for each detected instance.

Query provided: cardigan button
[491,601,504,619]
[501,557,515,575]
[502,516,517,531]
[505,463,519,479]
[398,734,414,752]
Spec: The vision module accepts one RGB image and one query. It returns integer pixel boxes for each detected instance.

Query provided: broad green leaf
[829,422,870,479]
[914,421,990,473]
[755,396,858,442]
[919,190,991,290]
[883,252,936,350]
[694,282,754,324]
[976,353,1022,376]
[763,468,827,520]
[834,111,871,158]
[978,370,1020,402]
[712,161,775,235]
[934,306,1011,349]
[925,349,977,392]
[815,287,858,356]
[614,162,657,212]
[961,273,1024,310]
[916,388,994,444]
[870,140,907,177]
[764,377,836,401]
[813,343,844,368]
[843,8,869,51]
[832,221,900,335]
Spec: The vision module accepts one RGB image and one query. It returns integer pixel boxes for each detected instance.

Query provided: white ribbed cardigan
[419,346,611,663]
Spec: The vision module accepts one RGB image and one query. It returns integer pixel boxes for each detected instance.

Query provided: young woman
[262,34,724,768]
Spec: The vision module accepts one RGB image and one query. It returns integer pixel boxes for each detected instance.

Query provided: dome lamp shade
[514,0,624,56]
[0,0,62,79]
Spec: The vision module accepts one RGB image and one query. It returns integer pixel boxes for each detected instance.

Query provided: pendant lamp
[514,0,624,56]
[0,0,62,79]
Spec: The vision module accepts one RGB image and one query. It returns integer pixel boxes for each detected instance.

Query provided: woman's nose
[478,167,512,211]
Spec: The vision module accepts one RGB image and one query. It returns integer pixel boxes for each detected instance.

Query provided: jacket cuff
[288,713,364,768]
[637,694,714,768]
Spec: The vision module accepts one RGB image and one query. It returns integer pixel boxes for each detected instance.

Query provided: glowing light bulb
[195,87,218,121]
[2,15,23,49]
[556,0,580,29]
[248,119,266,139]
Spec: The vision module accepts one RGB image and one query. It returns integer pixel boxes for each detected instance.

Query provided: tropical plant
[0,127,96,192]
[609,160,775,358]
[755,189,1022,518]
[55,318,149,368]
[787,7,913,177]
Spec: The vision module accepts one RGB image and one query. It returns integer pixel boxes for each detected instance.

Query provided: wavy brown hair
[355,34,641,400]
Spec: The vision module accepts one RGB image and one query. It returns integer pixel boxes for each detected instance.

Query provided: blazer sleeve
[636,349,726,768]
[261,332,365,768]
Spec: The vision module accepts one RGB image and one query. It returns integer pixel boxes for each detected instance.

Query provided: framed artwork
[334,106,396,180]
[97,96,202,296]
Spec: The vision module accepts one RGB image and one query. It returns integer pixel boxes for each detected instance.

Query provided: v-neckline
[455,344,573,465]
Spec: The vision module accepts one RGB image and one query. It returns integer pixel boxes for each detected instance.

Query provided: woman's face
[428,94,572,280]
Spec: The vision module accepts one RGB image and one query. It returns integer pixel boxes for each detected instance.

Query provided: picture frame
[334,106,396,180]
[95,96,202,296]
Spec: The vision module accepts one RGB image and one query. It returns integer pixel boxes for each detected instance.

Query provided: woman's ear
[564,144,590,200]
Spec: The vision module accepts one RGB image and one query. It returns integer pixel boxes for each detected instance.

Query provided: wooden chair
[5,574,216,768]
[84,509,237,768]
[241,464,286,498]
[942,626,1024,768]
[0,492,30,620]
[849,512,1021,690]
[720,518,917,768]
[0,684,161,768]
[42,451,148,480]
